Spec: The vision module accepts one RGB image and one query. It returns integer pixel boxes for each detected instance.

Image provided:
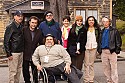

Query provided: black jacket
[97,26,122,54]
[67,24,87,53]
[23,27,44,61]
[4,21,24,57]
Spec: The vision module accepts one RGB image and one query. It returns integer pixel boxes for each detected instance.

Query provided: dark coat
[23,27,44,61]
[67,24,87,53]
[97,26,122,54]
[4,21,24,57]
[39,20,62,44]
[67,24,87,70]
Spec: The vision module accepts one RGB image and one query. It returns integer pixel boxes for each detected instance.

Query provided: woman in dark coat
[67,15,87,70]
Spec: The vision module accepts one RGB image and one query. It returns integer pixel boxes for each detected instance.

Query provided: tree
[49,0,68,25]
[113,0,125,20]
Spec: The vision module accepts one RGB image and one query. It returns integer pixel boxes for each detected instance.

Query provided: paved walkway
[0,61,125,83]
[0,51,125,83]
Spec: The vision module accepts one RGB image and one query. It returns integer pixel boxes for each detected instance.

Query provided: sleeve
[39,30,44,45]
[32,47,41,66]
[38,22,43,32]
[115,29,122,54]
[58,45,71,65]
[97,29,103,54]
[79,28,87,53]
[67,28,72,48]
[56,23,62,44]
[4,26,13,57]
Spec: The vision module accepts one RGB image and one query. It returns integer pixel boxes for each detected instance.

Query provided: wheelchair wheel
[37,68,56,83]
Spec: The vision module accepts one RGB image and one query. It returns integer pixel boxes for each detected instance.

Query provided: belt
[87,48,96,51]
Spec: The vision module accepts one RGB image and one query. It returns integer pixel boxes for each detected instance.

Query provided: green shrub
[121,35,125,50]
[116,20,125,50]
[116,20,125,30]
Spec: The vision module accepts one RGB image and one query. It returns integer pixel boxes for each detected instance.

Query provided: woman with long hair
[84,16,100,83]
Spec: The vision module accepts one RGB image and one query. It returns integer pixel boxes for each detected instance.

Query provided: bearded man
[32,34,82,83]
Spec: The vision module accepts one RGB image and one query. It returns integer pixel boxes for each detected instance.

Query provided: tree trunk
[49,0,68,25]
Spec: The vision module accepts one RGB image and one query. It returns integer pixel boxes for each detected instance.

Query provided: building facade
[68,0,112,24]
[0,0,112,52]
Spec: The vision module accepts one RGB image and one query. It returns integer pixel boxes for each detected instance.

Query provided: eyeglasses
[46,14,53,17]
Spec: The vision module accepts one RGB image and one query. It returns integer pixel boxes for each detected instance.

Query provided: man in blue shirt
[39,11,62,44]
[97,16,122,83]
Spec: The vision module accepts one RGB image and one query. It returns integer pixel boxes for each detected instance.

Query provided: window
[88,10,98,20]
[75,9,98,23]
[76,10,86,24]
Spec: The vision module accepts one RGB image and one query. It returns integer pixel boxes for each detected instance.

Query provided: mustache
[19,19,23,20]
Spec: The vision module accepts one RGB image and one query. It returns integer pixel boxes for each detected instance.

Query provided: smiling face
[76,20,83,26]
[45,36,54,47]
[63,19,70,27]
[88,17,95,27]
[29,18,38,31]
[45,13,53,22]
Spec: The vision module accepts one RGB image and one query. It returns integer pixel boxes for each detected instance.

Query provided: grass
[121,35,125,50]
[116,20,125,29]
[116,20,125,51]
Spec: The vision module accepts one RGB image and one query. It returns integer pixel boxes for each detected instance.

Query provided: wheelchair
[35,67,68,83]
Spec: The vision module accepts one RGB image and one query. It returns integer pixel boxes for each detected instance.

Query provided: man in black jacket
[97,16,122,83]
[22,16,44,83]
[4,10,24,83]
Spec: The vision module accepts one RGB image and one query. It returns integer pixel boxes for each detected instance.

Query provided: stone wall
[68,0,111,24]
[0,0,22,54]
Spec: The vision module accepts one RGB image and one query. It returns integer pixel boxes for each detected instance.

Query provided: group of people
[4,10,122,83]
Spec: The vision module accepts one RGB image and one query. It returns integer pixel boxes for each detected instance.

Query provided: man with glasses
[39,11,62,44]
[4,10,24,83]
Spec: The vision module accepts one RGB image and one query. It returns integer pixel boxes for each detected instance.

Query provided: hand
[76,50,80,54]
[37,64,42,71]
[8,56,13,60]
[64,63,71,74]
[58,40,60,44]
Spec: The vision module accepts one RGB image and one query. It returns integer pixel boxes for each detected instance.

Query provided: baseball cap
[44,11,53,17]
[14,10,23,16]
[45,34,55,38]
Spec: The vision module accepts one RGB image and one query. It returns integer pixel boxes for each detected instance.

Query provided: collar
[46,19,55,26]
[14,20,20,28]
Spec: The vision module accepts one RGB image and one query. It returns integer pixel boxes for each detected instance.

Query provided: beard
[45,42,53,47]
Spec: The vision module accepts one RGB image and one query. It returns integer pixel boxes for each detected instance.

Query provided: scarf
[46,19,54,26]
[61,25,71,40]
[75,25,82,35]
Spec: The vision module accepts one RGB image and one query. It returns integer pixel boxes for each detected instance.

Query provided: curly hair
[85,16,99,29]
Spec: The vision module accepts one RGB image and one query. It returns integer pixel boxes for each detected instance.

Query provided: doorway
[24,13,44,27]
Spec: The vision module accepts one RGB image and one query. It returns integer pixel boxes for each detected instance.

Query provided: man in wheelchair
[32,34,83,83]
